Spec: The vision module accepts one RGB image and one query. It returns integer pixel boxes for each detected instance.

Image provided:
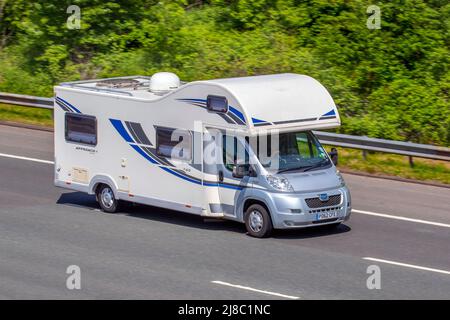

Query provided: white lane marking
[353,209,450,229]
[211,280,300,299]
[0,152,54,165]
[363,257,450,275]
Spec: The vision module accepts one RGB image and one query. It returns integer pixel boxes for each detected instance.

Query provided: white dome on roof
[149,72,180,93]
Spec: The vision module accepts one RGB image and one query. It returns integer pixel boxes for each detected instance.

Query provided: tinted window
[156,127,192,161]
[65,113,97,145]
[207,95,228,113]
[296,132,320,158]
[257,131,330,173]
[222,135,249,172]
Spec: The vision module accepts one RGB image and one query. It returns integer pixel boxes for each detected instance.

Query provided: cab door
[203,127,254,217]
[217,133,254,217]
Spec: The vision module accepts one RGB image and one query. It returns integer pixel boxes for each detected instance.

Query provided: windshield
[255,131,331,173]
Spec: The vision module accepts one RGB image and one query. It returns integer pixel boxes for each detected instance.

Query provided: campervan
[54,73,351,237]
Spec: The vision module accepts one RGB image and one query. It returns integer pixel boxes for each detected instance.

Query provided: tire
[96,184,119,213]
[244,204,273,238]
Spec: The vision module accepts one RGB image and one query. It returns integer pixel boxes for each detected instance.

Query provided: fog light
[290,209,302,214]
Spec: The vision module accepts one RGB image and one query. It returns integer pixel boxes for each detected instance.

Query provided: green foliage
[0,103,53,126]
[0,0,448,145]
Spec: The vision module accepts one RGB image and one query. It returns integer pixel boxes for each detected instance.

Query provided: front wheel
[244,204,273,238]
[96,184,119,213]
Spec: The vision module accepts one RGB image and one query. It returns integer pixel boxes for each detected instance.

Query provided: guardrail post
[362,150,367,161]
[361,135,368,160]
[409,156,414,168]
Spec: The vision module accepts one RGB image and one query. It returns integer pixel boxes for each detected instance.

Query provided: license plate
[316,211,338,221]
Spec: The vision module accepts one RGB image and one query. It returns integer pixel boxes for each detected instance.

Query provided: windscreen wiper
[277,166,306,174]
[302,159,330,172]
[277,159,329,174]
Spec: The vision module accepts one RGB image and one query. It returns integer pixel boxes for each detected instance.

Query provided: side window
[65,113,97,146]
[156,127,192,161]
[296,132,318,158]
[207,95,228,113]
[222,135,249,172]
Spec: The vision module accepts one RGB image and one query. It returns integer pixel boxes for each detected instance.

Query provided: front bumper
[264,186,351,229]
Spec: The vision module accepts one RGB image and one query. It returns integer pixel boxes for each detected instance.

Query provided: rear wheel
[244,204,273,238]
[96,184,119,213]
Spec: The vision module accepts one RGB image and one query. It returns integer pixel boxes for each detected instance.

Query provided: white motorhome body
[54,73,351,237]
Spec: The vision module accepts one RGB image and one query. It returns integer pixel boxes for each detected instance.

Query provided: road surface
[0,124,449,299]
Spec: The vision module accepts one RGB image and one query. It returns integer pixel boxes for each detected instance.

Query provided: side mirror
[232,164,248,178]
[329,148,338,166]
[232,164,257,178]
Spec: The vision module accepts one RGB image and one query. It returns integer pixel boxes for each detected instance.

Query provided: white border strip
[0,152,54,165]
[211,280,300,299]
[353,209,450,228]
[363,257,450,275]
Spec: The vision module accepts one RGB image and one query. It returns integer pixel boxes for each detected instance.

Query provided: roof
[58,73,340,132]
[59,76,175,101]
[196,73,340,132]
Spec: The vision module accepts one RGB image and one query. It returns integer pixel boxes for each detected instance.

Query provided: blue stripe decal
[131,143,200,184]
[251,117,267,124]
[203,181,243,190]
[131,142,202,185]
[177,98,206,104]
[220,184,243,190]
[55,97,69,110]
[228,106,246,123]
[321,109,336,117]
[130,144,158,164]
[55,99,73,112]
[110,119,135,143]
[111,118,245,190]
[179,98,246,124]
[55,100,70,112]
[56,96,81,113]
[161,167,202,185]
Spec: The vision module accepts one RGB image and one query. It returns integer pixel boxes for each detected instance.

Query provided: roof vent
[96,78,140,89]
[149,72,180,94]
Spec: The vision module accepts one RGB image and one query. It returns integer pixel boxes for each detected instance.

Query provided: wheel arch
[240,196,273,222]
[89,174,119,198]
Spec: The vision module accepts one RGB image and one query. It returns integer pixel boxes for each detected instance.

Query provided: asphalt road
[0,124,449,299]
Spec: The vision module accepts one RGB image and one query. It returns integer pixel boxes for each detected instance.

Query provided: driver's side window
[222,135,249,172]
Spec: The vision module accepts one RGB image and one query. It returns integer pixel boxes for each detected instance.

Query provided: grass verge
[326,146,450,185]
[0,103,53,127]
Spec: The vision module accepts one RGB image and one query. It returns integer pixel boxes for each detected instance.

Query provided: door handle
[218,170,224,182]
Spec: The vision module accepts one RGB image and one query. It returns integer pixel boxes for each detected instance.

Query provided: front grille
[308,206,342,214]
[305,194,341,208]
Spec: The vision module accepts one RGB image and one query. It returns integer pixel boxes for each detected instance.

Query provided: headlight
[265,175,293,191]
[337,171,346,187]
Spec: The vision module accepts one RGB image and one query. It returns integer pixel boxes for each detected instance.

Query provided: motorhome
[54,72,351,237]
